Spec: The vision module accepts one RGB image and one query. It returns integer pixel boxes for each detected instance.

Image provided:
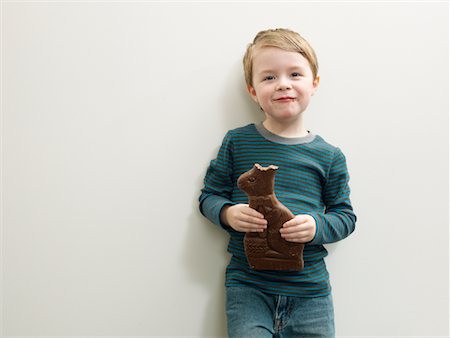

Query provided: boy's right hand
[220,204,267,233]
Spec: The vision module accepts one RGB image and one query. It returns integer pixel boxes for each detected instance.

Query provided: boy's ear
[311,75,320,96]
[247,84,258,103]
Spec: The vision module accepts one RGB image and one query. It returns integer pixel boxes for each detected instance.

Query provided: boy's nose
[276,77,292,91]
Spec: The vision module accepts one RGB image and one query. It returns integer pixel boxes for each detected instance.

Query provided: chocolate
[237,164,304,271]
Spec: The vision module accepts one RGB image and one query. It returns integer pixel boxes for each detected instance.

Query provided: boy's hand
[220,204,267,233]
[280,214,316,243]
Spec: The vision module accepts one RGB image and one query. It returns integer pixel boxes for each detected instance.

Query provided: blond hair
[243,28,319,87]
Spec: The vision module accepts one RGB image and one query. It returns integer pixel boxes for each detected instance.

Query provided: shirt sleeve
[198,132,237,229]
[308,148,357,245]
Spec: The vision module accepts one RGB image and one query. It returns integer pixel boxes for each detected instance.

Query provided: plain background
[1,1,449,337]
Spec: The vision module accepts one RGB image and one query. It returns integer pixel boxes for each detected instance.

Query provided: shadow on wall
[220,60,263,129]
[184,198,229,338]
[182,60,262,338]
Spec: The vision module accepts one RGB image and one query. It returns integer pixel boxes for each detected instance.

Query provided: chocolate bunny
[237,164,304,271]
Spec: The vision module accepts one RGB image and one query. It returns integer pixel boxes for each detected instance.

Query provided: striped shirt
[199,123,356,297]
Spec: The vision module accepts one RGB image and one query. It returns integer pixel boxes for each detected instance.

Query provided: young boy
[199,28,356,338]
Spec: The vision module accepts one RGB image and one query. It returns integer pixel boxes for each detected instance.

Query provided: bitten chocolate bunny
[237,163,304,271]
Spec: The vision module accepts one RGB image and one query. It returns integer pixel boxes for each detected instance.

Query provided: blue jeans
[226,286,335,338]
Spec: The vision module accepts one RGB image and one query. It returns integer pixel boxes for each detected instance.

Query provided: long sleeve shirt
[199,123,356,297]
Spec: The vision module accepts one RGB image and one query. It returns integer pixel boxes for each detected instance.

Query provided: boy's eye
[263,75,275,81]
[291,72,302,77]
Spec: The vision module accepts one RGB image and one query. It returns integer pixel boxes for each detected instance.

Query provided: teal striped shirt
[199,123,356,297]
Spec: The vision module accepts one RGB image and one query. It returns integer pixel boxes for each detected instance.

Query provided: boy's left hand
[280,215,316,243]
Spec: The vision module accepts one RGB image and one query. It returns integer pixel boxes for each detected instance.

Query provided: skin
[221,47,320,243]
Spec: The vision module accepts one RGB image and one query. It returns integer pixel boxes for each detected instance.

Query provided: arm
[198,132,267,232]
[307,148,357,245]
[198,132,236,229]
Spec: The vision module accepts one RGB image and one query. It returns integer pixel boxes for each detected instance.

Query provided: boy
[199,28,356,338]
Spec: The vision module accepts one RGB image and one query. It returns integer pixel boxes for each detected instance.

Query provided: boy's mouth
[274,96,296,102]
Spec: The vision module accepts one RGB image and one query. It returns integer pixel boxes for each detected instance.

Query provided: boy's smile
[247,47,320,134]
[273,95,296,102]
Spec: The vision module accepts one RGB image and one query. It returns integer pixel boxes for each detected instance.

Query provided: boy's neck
[262,117,308,138]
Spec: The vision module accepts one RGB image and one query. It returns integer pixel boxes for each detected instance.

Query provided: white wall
[2,2,448,337]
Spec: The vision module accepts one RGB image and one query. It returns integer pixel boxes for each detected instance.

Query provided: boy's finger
[243,207,265,219]
[280,225,300,234]
[241,221,266,232]
[284,215,310,227]
[240,213,267,225]
[250,216,268,225]
[283,219,298,228]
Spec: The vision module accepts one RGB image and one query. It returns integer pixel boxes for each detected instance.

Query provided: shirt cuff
[200,195,236,230]
[305,212,323,245]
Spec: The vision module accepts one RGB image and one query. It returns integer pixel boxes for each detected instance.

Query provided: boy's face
[247,47,319,124]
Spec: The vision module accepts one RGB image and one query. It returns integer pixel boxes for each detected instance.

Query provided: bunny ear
[254,163,279,171]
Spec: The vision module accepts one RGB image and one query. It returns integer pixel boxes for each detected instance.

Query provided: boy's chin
[265,112,304,123]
